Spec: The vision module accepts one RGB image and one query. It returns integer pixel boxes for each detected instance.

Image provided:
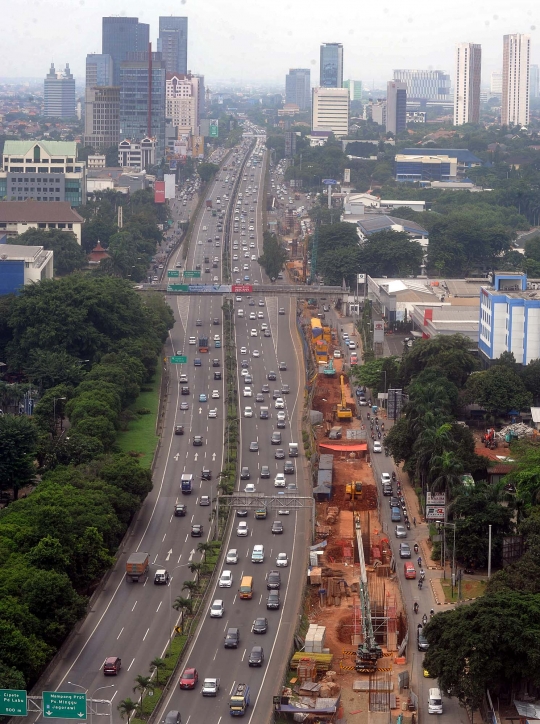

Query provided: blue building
[395,148,482,183]
[102,17,150,86]
[320,43,343,88]
[158,17,188,75]
[479,272,540,366]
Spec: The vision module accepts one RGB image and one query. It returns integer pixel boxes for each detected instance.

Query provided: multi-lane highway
[34,137,309,724]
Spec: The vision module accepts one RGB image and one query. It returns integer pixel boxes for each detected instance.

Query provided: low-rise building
[0,242,54,295]
[0,200,84,244]
[395,148,482,183]
[356,214,428,244]
[410,303,480,342]
[118,138,156,170]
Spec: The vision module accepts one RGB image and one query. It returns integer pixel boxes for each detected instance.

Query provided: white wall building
[0,243,54,294]
[118,138,156,170]
[166,73,199,135]
[0,200,83,244]
[502,33,531,127]
[311,87,349,138]
[454,43,481,125]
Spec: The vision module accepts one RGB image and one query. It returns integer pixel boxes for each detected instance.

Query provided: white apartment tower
[454,43,482,125]
[502,34,531,127]
[311,87,349,138]
[165,73,199,135]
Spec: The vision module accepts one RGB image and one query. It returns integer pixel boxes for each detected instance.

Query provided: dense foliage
[11,228,87,275]
[257,231,287,280]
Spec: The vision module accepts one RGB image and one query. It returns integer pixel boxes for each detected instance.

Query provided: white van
[251,545,264,563]
[428,688,443,715]
[238,309,244,317]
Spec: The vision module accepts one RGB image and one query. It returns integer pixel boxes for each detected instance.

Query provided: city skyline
[2,0,537,85]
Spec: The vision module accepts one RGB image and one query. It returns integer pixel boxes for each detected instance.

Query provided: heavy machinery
[482,428,498,449]
[354,514,383,671]
[336,375,353,420]
[322,359,336,377]
[346,481,363,500]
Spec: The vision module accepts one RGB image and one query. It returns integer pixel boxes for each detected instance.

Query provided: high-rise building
[44,63,76,119]
[311,87,349,137]
[166,73,199,135]
[393,69,451,101]
[285,69,311,110]
[158,17,188,75]
[119,52,166,163]
[84,54,119,151]
[320,43,343,88]
[192,74,206,121]
[502,33,531,127]
[454,43,481,126]
[102,17,150,86]
[386,81,407,136]
[530,64,539,99]
[343,79,363,102]
[490,71,503,96]
[86,54,113,87]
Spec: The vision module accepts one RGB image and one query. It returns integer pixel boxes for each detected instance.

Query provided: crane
[354,514,383,671]
[336,374,353,420]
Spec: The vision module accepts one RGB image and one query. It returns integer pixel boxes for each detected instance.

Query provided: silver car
[395,525,407,538]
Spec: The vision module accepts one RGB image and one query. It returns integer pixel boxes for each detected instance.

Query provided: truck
[126,552,149,582]
[181,473,193,494]
[201,677,220,696]
[198,336,209,353]
[206,199,212,209]
[229,683,250,716]
[288,442,299,457]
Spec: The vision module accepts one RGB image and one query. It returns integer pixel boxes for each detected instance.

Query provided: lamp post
[53,396,66,435]
[67,682,114,724]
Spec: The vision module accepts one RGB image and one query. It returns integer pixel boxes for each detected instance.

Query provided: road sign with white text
[232,284,253,293]
[167,270,180,278]
[0,690,27,717]
[171,356,187,364]
[322,179,337,185]
[183,270,201,278]
[167,284,189,292]
[43,692,87,720]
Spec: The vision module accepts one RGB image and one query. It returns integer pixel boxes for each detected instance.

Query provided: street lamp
[68,681,115,724]
[53,396,67,435]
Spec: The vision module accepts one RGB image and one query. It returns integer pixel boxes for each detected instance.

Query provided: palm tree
[182,580,199,597]
[133,674,152,705]
[150,657,166,685]
[172,595,193,633]
[197,542,213,562]
[429,451,464,499]
[117,698,139,720]
[188,561,203,580]
[414,423,455,492]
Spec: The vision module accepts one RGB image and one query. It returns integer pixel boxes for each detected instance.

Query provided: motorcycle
[367,412,370,420]
[413,601,419,614]
[391,472,396,481]
[422,614,428,626]
[418,580,423,590]
[378,431,382,439]
[420,570,425,582]
[385,449,389,457]
[463,568,475,575]
[417,556,422,567]
[430,609,434,618]
[413,543,419,554]
[406,521,411,530]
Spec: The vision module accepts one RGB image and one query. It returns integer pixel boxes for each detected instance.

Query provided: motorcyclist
[417,556,422,567]
[413,543,419,554]
[418,579,423,590]
[420,569,425,581]
[430,608,434,618]
[422,614,428,626]
[413,601,419,614]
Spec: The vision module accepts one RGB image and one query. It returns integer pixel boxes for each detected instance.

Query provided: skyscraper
[311,87,349,137]
[102,17,150,86]
[158,17,188,75]
[530,64,539,99]
[285,69,311,110]
[454,43,481,126]
[386,81,407,136]
[490,71,503,96]
[44,63,76,119]
[320,43,343,88]
[84,54,119,151]
[119,52,166,162]
[166,73,199,134]
[86,54,113,87]
[502,33,531,127]
[393,69,451,101]
[343,80,363,102]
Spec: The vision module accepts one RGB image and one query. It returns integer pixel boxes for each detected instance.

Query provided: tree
[257,231,287,280]
[182,580,199,597]
[14,229,87,275]
[172,596,193,633]
[197,163,219,183]
[400,334,478,388]
[521,359,540,403]
[132,674,152,705]
[357,230,424,277]
[350,357,400,396]
[0,414,38,497]
[117,698,140,720]
[25,535,70,572]
[429,451,464,498]
[504,441,540,510]
[465,366,532,416]
[150,657,166,684]
[32,384,74,434]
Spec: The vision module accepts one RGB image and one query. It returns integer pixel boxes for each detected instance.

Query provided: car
[201,678,220,696]
[261,323,268,330]
[400,543,412,558]
[236,509,248,517]
[199,393,207,403]
[199,495,210,506]
[179,667,198,689]
[174,503,187,517]
[271,431,282,445]
[333,350,341,359]
[162,712,180,724]
[274,473,286,487]
[260,465,271,478]
[211,390,220,399]
[266,590,280,609]
[249,441,259,452]
[390,496,400,508]
[382,483,393,496]
[252,617,268,634]
[278,308,285,315]
[250,328,257,337]
[249,312,256,320]
[278,361,287,371]
[193,435,203,446]
[264,329,271,337]
[208,408,217,419]
[267,570,281,590]
[210,599,224,618]
[244,483,256,493]
[276,410,286,422]
[261,384,270,393]
[404,561,416,579]
[224,627,240,648]
[255,393,264,403]
[212,358,221,367]
[284,461,295,474]
[196,319,202,326]
[257,311,264,319]
[395,525,407,538]
[191,524,203,537]
[194,358,201,367]
[391,506,402,522]
[271,520,284,534]
[181,386,190,396]
[373,441,382,453]
[381,473,392,485]
[179,373,188,382]
[241,368,249,377]
[267,371,277,381]
[240,466,250,479]
[275,397,284,409]
[276,418,286,429]
[213,371,222,380]
[226,548,239,564]
[276,552,289,567]
[253,349,260,357]
[244,406,253,418]
[237,521,248,536]
[103,656,122,676]
[219,570,233,587]
[248,646,265,667]
[243,387,252,397]
[244,375,253,384]
[189,337,196,345]
[154,569,170,585]
[180,401,189,410]
[175,425,184,435]
[275,448,285,459]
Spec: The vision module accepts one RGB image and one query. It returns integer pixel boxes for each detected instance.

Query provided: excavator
[322,359,336,377]
[345,481,363,500]
[336,375,353,420]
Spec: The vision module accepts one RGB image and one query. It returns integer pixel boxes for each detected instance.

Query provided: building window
[38,223,46,228]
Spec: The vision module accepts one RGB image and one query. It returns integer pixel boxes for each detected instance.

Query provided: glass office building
[158,17,188,75]
[320,43,343,88]
[102,17,150,86]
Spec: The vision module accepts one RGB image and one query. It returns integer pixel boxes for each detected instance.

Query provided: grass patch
[440,578,487,602]
[116,362,161,468]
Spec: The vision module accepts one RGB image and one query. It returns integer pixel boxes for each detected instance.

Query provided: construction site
[275,310,416,724]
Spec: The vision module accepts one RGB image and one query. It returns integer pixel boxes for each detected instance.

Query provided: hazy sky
[2,0,538,87]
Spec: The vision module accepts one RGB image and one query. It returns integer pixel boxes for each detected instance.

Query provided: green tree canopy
[257,231,287,280]
[0,414,38,496]
[13,228,87,275]
[356,230,424,277]
[401,334,478,388]
[465,366,532,415]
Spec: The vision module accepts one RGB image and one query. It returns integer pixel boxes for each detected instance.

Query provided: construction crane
[336,375,353,420]
[354,514,383,671]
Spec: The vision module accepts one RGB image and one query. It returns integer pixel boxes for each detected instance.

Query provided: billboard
[164,174,175,200]
[232,284,253,293]
[154,181,165,204]
[426,505,446,522]
[188,284,232,293]
[192,135,204,158]
[169,159,178,171]
[344,168,351,183]
[210,119,219,138]
[373,320,385,344]
[426,492,446,507]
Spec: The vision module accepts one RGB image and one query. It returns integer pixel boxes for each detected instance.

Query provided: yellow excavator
[345,481,363,500]
[336,375,353,420]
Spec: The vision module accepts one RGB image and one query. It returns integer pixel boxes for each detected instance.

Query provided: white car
[233,254,238,260]
[244,406,253,417]
[233,266,240,273]
[240,346,247,354]
[381,473,392,484]
[261,323,268,330]
[249,312,256,320]
[275,398,284,409]
[276,553,289,567]
[333,350,341,359]
[226,548,239,564]
[274,473,286,487]
[251,255,257,260]
[257,311,264,319]
[211,390,220,399]
[189,337,196,345]
[250,329,257,337]
[219,570,233,588]
[243,387,252,397]
[237,522,249,537]
[252,350,260,357]
[201,678,220,696]
[208,408,217,418]
[373,441,382,453]
[210,599,224,617]
[244,483,256,493]
[241,368,249,376]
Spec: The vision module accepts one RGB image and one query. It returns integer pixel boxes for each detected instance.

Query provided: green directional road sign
[167,284,189,292]
[183,270,201,278]
[210,120,219,138]
[167,270,180,278]
[171,355,187,364]
[0,690,27,717]
[43,692,87,720]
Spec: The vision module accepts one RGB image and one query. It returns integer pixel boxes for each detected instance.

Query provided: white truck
[201,678,220,696]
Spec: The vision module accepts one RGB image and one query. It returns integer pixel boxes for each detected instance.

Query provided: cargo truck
[206,199,212,208]
[229,683,250,716]
[198,336,209,353]
[181,473,193,494]
[126,552,149,582]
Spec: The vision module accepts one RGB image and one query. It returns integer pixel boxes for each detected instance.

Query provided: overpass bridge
[146,283,348,297]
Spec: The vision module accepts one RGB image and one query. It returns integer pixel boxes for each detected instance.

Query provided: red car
[179,667,198,690]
